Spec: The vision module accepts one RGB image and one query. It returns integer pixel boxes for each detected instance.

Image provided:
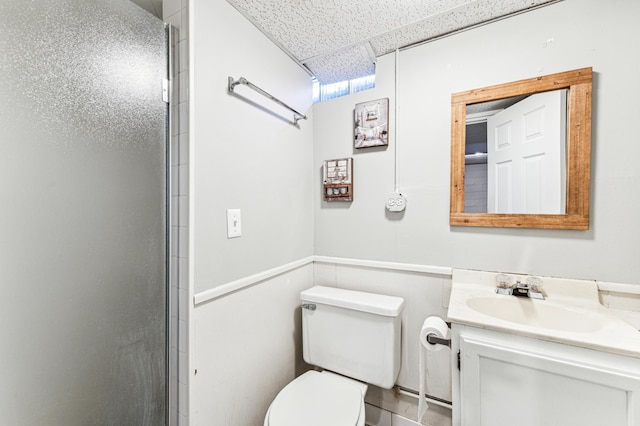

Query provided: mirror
[450,67,592,229]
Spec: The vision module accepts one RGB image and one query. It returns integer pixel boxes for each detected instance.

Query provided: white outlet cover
[386,192,406,212]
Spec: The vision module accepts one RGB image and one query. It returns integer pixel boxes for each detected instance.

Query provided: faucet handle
[526,276,543,291]
[495,273,513,289]
[495,274,514,295]
[526,276,545,300]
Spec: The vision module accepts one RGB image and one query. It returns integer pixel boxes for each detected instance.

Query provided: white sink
[466,296,601,332]
[448,269,640,359]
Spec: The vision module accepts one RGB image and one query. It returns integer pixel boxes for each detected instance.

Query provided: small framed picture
[354,98,389,149]
[323,158,353,202]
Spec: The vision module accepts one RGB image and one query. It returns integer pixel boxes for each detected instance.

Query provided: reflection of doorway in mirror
[464,90,567,214]
[464,121,489,213]
[487,90,567,214]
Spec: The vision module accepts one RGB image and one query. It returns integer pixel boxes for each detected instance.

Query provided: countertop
[447,269,640,359]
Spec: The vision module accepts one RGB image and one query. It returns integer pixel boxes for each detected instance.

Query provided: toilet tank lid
[301,286,405,317]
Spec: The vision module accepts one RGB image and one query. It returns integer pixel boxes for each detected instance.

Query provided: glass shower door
[0,0,168,424]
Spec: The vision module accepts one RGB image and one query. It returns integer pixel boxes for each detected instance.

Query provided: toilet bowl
[264,370,366,426]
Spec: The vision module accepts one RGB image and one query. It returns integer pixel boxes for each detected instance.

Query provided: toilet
[264,286,405,426]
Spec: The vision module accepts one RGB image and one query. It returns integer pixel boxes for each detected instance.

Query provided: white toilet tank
[300,286,405,389]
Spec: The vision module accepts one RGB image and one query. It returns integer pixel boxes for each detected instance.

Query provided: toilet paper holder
[425,333,451,348]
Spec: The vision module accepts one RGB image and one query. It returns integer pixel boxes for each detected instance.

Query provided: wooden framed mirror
[449,67,592,229]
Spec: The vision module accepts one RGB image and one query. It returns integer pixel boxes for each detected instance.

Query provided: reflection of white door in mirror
[487,90,567,214]
[450,67,592,229]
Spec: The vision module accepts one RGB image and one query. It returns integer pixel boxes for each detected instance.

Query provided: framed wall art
[354,98,389,149]
[323,158,353,202]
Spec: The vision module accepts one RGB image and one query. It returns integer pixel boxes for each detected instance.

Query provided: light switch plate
[227,209,241,238]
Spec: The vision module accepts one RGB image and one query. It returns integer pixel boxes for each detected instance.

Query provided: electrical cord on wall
[386,48,407,212]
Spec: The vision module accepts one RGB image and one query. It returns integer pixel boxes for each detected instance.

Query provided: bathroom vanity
[447,270,640,426]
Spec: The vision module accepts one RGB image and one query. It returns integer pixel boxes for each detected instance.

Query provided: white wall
[313,0,640,285]
[189,0,314,425]
[192,265,313,425]
[191,0,314,294]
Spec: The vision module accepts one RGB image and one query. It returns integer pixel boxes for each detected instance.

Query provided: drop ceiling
[227,0,561,84]
[130,0,562,84]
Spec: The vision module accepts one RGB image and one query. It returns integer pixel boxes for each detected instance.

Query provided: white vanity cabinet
[450,324,640,426]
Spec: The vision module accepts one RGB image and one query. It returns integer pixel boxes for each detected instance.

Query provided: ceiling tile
[227,0,562,84]
[303,43,376,84]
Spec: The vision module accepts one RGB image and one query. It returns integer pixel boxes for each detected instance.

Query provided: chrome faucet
[495,275,545,300]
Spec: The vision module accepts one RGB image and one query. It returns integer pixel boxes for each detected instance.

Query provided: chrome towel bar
[228,76,307,125]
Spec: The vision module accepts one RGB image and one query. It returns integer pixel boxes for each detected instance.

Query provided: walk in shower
[0,0,170,424]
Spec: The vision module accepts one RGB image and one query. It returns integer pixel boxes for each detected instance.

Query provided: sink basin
[448,270,640,358]
[466,296,602,332]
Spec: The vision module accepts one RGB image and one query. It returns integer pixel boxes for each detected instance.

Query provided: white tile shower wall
[164,0,189,425]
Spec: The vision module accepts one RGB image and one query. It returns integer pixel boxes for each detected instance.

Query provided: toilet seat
[265,371,365,426]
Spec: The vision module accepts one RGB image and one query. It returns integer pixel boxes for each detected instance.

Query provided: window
[312,74,376,102]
